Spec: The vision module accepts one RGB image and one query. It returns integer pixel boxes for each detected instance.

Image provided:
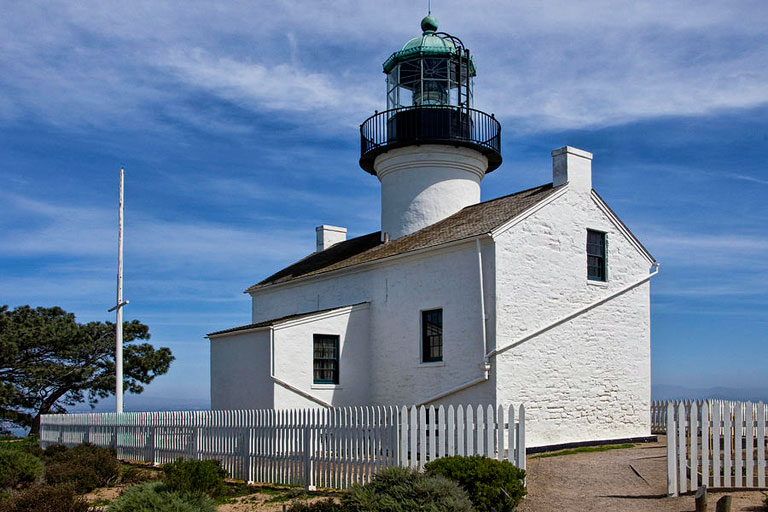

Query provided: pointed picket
[486,404,495,458]
[690,401,698,490]
[456,405,465,456]
[447,405,455,457]
[497,405,505,461]
[407,405,416,469]
[677,403,686,493]
[466,406,474,455]
[475,405,484,456]
[399,406,408,468]
[437,405,445,459]
[419,406,427,467]
[745,402,754,488]
[507,405,515,464]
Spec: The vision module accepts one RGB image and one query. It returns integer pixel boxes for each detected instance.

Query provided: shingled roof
[247,183,563,292]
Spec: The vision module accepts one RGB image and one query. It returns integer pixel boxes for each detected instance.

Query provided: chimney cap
[551,146,593,160]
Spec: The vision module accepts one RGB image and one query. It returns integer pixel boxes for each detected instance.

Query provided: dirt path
[519,437,768,512]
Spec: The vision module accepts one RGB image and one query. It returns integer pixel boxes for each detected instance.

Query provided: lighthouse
[360,15,502,240]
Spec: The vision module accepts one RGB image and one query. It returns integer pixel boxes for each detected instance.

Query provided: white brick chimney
[316,225,347,252]
[552,146,593,193]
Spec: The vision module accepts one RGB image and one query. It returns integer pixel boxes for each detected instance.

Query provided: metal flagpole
[108,168,129,413]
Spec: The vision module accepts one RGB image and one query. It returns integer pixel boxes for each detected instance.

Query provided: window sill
[587,279,608,288]
[417,362,445,368]
[311,384,342,390]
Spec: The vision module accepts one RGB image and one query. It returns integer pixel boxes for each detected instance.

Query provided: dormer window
[587,230,606,281]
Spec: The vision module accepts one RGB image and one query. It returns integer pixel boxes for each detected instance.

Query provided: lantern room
[383,15,475,110]
[359,16,502,175]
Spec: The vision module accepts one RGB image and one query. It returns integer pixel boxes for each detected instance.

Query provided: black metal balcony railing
[360,106,502,174]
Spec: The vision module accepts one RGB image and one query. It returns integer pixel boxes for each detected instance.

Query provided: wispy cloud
[2,2,767,133]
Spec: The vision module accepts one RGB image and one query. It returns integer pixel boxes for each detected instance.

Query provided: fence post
[667,401,678,496]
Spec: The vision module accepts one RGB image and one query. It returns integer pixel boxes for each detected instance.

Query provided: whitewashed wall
[248,240,493,408]
[493,186,653,447]
[210,330,272,410]
[272,304,371,408]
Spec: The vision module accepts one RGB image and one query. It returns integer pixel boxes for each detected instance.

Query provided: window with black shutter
[313,334,339,384]
[421,309,443,363]
[587,230,606,281]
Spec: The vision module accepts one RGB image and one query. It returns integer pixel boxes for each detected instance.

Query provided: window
[587,230,606,281]
[421,309,443,362]
[313,334,339,384]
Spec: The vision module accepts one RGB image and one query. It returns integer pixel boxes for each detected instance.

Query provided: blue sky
[1,1,766,411]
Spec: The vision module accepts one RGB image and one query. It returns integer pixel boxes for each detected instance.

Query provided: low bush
[43,443,120,493]
[0,451,43,489]
[107,481,214,512]
[118,465,156,486]
[342,466,473,512]
[39,444,68,460]
[288,498,344,512]
[425,455,526,512]
[161,458,227,497]
[0,484,90,512]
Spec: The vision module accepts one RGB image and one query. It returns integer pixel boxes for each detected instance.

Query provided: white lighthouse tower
[360,15,502,239]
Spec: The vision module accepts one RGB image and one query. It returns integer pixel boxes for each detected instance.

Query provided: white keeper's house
[208,16,658,448]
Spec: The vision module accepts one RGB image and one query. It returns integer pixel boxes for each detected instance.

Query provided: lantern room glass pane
[386,55,472,109]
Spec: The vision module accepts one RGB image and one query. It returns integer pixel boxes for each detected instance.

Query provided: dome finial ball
[421,15,438,34]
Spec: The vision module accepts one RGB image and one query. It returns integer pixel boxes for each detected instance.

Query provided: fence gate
[40,403,525,490]
[664,400,767,496]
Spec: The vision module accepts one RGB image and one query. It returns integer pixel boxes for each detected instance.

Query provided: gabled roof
[247,183,563,292]
[207,302,368,337]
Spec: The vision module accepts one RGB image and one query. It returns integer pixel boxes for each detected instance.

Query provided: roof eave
[246,233,493,295]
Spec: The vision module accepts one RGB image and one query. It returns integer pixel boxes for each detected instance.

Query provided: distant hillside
[653,384,768,403]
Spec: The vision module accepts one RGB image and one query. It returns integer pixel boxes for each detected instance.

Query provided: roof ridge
[248,182,563,291]
[462,182,554,210]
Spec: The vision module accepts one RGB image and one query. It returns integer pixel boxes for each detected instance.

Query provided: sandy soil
[217,495,339,512]
[519,437,768,512]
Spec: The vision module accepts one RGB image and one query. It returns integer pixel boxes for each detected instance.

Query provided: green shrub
[43,443,120,493]
[119,465,156,486]
[0,451,43,489]
[107,481,214,512]
[288,498,344,511]
[39,444,68,460]
[161,458,227,497]
[425,455,526,512]
[342,466,472,512]
[0,484,90,512]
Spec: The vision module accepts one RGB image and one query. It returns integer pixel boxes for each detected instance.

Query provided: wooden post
[694,485,707,512]
[715,495,731,512]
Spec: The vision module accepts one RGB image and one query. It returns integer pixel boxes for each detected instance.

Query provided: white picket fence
[40,403,525,489]
[651,400,670,434]
[666,400,768,496]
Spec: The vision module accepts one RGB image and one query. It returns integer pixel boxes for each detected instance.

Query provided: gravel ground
[518,436,768,512]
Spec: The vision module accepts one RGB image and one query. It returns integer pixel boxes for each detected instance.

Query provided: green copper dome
[382,16,476,75]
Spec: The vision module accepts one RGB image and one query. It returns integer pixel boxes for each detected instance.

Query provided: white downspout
[269,326,332,408]
[476,239,488,362]
[416,263,660,406]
